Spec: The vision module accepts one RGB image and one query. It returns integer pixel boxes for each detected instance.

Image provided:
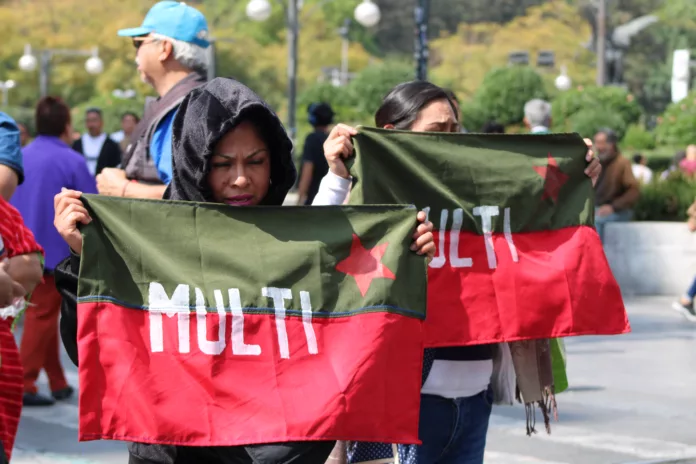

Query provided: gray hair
[151,33,209,75]
[524,99,552,128]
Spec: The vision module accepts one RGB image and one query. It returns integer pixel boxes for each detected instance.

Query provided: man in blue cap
[95,1,209,200]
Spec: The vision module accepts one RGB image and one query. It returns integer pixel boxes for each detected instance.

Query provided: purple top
[11,136,97,271]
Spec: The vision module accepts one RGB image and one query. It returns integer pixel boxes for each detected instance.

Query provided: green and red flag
[349,127,630,348]
[76,195,427,446]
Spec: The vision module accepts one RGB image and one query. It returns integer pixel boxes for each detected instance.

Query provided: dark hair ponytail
[375,81,454,130]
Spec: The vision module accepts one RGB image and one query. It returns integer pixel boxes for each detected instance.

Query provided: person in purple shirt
[10,96,96,407]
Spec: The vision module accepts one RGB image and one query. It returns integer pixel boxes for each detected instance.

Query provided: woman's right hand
[54,189,91,255]
[323,124,357,180]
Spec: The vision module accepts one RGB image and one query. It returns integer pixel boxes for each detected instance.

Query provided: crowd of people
[1,0,686,463]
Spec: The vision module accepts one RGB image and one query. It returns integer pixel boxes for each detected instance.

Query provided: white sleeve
[311,171,352,206]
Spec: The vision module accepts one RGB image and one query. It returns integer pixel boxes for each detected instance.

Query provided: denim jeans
[416,389,493,464]
[595,209,633,243]
[347,388,493,464]
[686,276,696,300]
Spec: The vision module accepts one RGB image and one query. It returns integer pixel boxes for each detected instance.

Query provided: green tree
[654,89,696,147]
[551,86,642,134]
[370,0,546,56]
[567,108,627,140]
[474,66,547,125]
[344,60,414,117]
[430,1,595,103]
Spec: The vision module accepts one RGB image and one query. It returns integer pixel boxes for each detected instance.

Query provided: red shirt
[0,196,43,460]
[0,196,43,258]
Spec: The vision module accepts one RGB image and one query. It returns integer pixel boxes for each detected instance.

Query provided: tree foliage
[596,0,696,115]
[0,0,692,139]
[551,86,642,136]
[634,174,696,222]
[473,66,547,125]
[568,108,627,140]
[654,90,696,147]
[369,0,546,56]
[429,1,595,105]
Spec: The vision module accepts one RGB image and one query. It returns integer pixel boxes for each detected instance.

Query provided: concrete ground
[10,296,696,464]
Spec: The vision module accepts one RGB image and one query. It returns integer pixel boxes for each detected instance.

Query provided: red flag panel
[425,225,629,347]
[77,303,424,446]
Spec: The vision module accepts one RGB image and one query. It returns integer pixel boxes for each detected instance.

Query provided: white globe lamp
[247,0,272,22]
[18,44,37,72]
[354,0,381,28]
[4,80,15,90]
[85,56,104,75]
[555,65,572,92]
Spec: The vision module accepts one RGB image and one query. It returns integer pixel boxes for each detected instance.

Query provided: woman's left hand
[584,138,601,187]
[411,211,435,261]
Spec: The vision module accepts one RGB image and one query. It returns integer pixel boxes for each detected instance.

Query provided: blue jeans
[346,389,493,464]
[686,276,696,300]
[595,209,633,243]
[416,389,493,464]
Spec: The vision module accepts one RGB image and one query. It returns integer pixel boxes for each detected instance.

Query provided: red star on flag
[336,234,396,297]
[533,153,569,202]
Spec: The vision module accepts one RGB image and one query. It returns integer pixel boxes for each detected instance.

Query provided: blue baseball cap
[118,1,210,48]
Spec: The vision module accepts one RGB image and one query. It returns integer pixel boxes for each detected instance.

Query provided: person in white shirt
[632,153,653,184]
[316,82,497,464]
[316,81,602,464]
[71,108,122,177]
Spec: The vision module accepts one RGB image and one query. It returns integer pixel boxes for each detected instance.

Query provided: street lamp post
[338,18,351,86]
[596,0,607,86]
[0,80,16,108]
[414,0,430,81]
[206,37,236,82]
[247,0,381,140]
[19,44,104,97]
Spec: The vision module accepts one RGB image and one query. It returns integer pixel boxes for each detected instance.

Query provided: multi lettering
[424,206,520,269]
[147,284,318,357]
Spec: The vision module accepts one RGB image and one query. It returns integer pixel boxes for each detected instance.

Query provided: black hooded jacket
[165,77,296,204]
[54,78,335,464]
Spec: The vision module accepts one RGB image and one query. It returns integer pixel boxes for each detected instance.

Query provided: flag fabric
[348,127,630,348]
[76,195,427,446]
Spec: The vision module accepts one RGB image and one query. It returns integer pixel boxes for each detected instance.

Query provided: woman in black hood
[52,78,435,464]
[165,78,297,206]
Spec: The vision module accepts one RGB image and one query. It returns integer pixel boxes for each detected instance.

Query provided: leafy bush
[568,108,627,140]
[295,82,371,157]
[297,82,367,124]
[474,66,547,126]
[623,124,656,150]
[344,61,414,117]
[645,156,673,173]
[634,173,696,221]
[459,99,489,133]
[654,91,696,147]
[552,86,642,136]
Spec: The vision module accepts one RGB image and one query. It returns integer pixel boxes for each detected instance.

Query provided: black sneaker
[52,386,74,401]
[672,300,696,322]
[23,392,55,407]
